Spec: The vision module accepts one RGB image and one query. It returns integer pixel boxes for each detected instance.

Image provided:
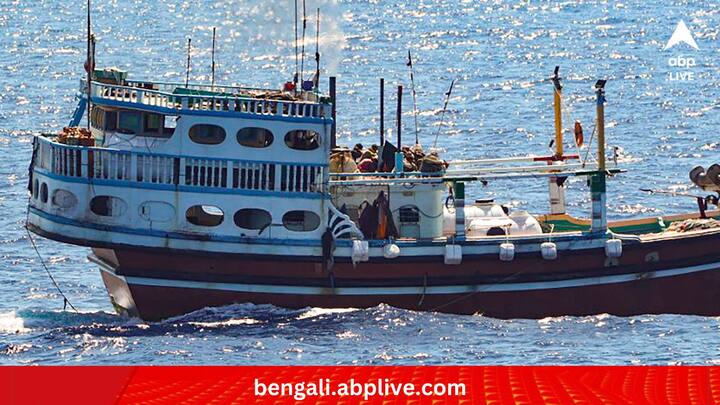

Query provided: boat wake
[1,304,719,365]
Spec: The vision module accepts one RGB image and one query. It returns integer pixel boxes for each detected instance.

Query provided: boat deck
[85,79,331,121]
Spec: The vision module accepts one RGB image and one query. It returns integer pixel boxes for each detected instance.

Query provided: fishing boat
[25,19,720,321]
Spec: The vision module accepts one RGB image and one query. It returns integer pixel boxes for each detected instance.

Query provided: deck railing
[124,79,270,96]
[82,80,330,120]
[33,136,326,195]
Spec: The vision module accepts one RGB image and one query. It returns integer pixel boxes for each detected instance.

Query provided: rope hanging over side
[24,203,78,313]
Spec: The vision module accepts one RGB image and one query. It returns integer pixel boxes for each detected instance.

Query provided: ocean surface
[1,0,720,365]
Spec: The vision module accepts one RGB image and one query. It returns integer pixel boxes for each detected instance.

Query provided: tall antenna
[406,50,420,145]
[379,78,385,145]
[294,0,299,92]
[85,0,92,129]
[314,8,320,90]
[211,27,217,91]
[300,0,307,85]
[185,38,192,88]
[433,79,455,149]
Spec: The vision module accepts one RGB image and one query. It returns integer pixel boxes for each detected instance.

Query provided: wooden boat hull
[90,229,720,321]
[540,210,720,234]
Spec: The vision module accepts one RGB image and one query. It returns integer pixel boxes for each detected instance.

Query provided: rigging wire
[406,50,420,145]
[433,79,455,149]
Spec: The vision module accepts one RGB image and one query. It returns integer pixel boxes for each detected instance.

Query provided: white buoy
[499,242,515,261]
[541,242,558,260]
[351,240,369,265]
[383,243,400,259]
[605,238,622,258]
[444,244,462,265]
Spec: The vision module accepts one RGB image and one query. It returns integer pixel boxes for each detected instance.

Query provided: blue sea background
[1,0,720,364]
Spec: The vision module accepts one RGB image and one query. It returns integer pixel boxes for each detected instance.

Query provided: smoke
[228,0,347,77]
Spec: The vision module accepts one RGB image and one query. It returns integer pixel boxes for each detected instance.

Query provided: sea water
[1,0,719,364]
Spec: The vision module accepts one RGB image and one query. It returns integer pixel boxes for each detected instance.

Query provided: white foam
[0,311,29,334]
[297,307,359,320]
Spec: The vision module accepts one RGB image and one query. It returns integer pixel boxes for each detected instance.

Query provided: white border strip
[91,255,720,296]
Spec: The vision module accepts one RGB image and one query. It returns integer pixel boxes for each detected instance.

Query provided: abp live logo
[665,20,700,82]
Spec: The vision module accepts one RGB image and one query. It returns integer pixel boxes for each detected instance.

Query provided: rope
[556,87,585,160]
[427,266,530,313]
[391,204,443,219]
[24,201,78,312]
[581,122,598,168]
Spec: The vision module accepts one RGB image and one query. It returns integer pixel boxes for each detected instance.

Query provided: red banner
[1,366,717,404]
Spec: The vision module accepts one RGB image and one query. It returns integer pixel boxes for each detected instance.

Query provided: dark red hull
[91,230,720,321]
[100,268,720,321]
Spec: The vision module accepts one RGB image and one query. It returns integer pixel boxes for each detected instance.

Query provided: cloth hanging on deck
[358,201,378,239]
[374,191,398,239]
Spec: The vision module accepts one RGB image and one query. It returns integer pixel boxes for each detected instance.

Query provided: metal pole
[395,85,403,173]
[185,38,191,88]
[551,66,563,157]
[379,78,384,145]
[591,79,608,234]
[397,85,402,149]
[86,0,92,129]
[314,8,320,91]
[300,0,307,85]
[596,80,607,171]
[329,76,336,149]
[211,28,216,91]
[294,0,298,92]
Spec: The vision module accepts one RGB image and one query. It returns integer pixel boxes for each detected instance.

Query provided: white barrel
[605,239,622,258]
[467,217,515,237]
[509,210,543,235]
[499,243,515,261]
[442,203,510,236]
[444,244,462,265]
[541,242,558,260]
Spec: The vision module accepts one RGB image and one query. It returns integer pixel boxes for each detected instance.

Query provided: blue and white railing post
[395,84,404,175]
[590,80,608,235]
[453,182,466,240]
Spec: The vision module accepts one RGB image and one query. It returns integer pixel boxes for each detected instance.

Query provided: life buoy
[574,121,584,147]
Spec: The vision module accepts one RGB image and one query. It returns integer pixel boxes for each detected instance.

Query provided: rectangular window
[143,113,163,135]
[90,107,104,129]
[118,111,141,134]
[105,110,117,131]
[163,116,178,136]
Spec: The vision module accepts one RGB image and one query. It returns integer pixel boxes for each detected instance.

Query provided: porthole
[282,210,320,232]
[139,201,176,223]
[51,189,78,209]
[284,130,320,151]
[90,195,127,217]
[39,183,48,203]
[237,127,274,148]
[32,179,39,199]
[186,205,224,227]
[234,208,272,230]
[189,124,226,145]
